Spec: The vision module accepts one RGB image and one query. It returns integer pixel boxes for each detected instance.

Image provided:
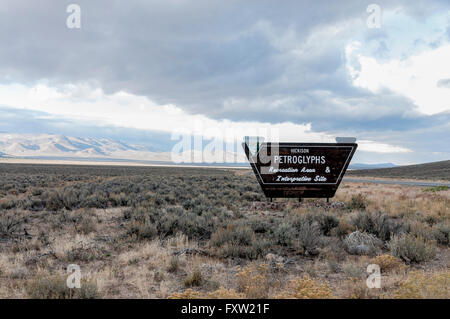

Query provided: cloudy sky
[0,0,449,164]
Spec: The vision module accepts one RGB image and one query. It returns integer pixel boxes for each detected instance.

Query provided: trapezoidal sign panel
[243,142,357,198]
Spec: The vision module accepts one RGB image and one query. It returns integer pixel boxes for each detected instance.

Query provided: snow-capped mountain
[0,133,247,164]
[0,134,171,161]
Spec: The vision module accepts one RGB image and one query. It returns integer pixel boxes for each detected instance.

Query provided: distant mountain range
[0,133,402,168]
[0,133,244,164]
[0,133,171,161]
[348,163,397,170]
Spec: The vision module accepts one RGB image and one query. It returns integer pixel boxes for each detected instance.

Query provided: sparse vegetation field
[0,163,448,299]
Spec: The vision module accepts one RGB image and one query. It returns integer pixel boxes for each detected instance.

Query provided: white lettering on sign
[291,148,309,154]
[268,166,298,173]
[273,155,326,164]
[276,176,312,182]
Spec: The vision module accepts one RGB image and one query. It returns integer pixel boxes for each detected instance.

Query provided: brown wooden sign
[243,142,357,199]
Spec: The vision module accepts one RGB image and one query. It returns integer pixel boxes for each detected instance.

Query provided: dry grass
[0,164,448,299]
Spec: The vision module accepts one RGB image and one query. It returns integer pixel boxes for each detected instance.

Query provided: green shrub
[295,218,322,255]
[44,191,64,211]
[274,222,296,246]
[388,234,436,263]
[26,275,99,299]
[210,224,253,247]
[315,213,339,235]
[242,191,261,201]
[432,222,450,246]
[77,215,97,235]
[184,270,203,287]
[66,246,102,262]
[350,211,401,241]
[210,222,271,259]
[215,239,271,259]
[126,219,158,241]
[167,256,180,273]
[424,186,448,192]
[347,194,367,210]
[0,211,23,237]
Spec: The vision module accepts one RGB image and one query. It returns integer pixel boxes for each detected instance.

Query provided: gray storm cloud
[0,0,449,163]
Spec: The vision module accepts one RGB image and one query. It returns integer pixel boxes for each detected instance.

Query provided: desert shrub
[288,215,322,254]
[350,211,376,234]
[62,188,80,209]
[164,193,177,205]
[83,194,108,209]
[388,234,436,263]
[153,194,165,207]
[66,245,103,262]
[424,186,449,192]
[242,191,261,201]
[344,231,381,255]
[315,213,339,235]
[174,211,217,240]
[236,263,270,299]
[125,205,220,241]
[169,287,245,299]
[210,224,253,247]
[347,194,367,210]
[432,222,450,245]
[168,289,203,299]
[109,192,129,206]
[334,218,354,238]
[184,270,203,287]
[38,230,50,246]
[370,254,405,273]
[9,267,30,279]
[340,278,373,299]
[245,218,274,234]
[206,287,245,299]
[0,211,23,237]
[214,238,271,259]
[77,215,97,235]
[126,219,158,241]
[31,188,43,196]
[274,222,296,246]
[26,275,99,299]
[44,191,64,211]
[370,212,403,241]
[297,220,321,255]
[0,197,16,210]
[403,220,434,240]
[24,198,46,211]
[342,262,365,278]
[57,209,83,226]
[350,211,401,241]
[276,275,333,299]
[392,271,450,299]
[167,256,180,273]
